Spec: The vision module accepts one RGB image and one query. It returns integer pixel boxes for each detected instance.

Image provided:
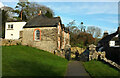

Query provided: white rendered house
[5,21,26,39]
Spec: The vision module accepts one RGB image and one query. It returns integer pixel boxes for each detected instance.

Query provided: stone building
[20,13,70,52]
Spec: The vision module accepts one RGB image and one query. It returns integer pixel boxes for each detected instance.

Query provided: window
[8,25,11,29]
[8,24,13,29]
[11,24,13,29]
[33,29,41,40]
[35,30,40,40]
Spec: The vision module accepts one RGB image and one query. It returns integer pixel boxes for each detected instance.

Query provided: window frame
[33,28,41,41]
[7,24,13,29]
[11,24,13,29]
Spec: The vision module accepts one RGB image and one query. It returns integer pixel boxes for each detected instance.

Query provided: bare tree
[67,20,80,34]
[87,26,96,36]
[87,26,101,38]
[94,27,102,38]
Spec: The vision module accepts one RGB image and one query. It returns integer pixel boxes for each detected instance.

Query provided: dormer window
[8,24,13,29]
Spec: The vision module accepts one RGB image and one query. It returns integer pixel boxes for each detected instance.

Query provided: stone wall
[71,47,85,58]
[103,57,120,70]
[0,38,21,46]
[53,44,71,58]
[89,44,120,70]
[21,28,58,52]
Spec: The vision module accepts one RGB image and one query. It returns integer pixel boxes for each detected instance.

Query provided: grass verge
[2,45,68,76]
[83,60,120,78]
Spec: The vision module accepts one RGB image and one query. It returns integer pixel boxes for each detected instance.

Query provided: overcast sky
[1,1,119,34]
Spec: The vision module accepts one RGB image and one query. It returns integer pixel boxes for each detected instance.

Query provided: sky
[1,1,119,34]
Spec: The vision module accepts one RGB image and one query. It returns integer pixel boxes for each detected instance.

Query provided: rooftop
[23,14,61,28]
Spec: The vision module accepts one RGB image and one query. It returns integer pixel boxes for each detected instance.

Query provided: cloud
[86,3,118,14]
[45,2,118,15]
[0,2,4,8]
[97,17,118,24]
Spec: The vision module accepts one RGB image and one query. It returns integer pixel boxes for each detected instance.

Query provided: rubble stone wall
[21,28,58,53]
[89,44,120,70]
[0,38,21,46]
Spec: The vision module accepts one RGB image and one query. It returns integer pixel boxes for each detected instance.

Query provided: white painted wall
[5,22,26,39]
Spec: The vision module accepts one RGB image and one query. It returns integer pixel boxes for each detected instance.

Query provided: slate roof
[98,31,119,44]
[23,14,61,28]
[111,37,119,41]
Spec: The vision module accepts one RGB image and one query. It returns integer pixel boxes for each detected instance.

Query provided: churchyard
[1,1,120,78]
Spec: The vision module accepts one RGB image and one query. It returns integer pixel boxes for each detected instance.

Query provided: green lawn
[83,61,120,78]
[2,45,68,76]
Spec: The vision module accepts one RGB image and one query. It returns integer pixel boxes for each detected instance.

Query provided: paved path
[65,61,91,77]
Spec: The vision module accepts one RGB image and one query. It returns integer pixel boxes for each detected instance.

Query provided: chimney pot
[38,10,42,15]
[103,31,108,38]
[57,16,60,18]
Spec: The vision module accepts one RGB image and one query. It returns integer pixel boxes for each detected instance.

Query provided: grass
[83,61,120,78]
[2,45,68,76]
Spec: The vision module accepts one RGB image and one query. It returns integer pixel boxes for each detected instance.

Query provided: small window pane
[8,25,10,28]
[35,30,40,40]
[11,24,13,29]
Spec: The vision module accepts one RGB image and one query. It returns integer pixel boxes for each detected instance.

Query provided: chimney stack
[57,16,60,18]
[103,31,108,38]
[38,10,42,15]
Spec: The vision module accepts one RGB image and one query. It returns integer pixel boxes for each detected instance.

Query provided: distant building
[5,21,26,39]
[4,11,70,52]
[97,28,120,65]
[102,31,120,47]
[20,13,70,52]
